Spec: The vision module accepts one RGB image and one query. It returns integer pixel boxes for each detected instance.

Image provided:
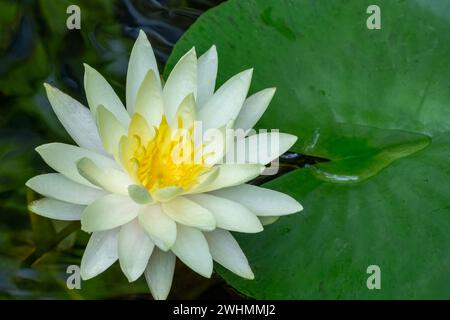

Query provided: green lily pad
[166,0,450,298]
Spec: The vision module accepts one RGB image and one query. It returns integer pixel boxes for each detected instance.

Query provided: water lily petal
[197,45,217,109]
[96,105,127,159]
[234,88,276,132]
[204,229,254,279]
[152,186,184,202]
[119,219,155,282]
[84,64,130,127]
[198,69,252,131]
[174,93,196,129]
[187,194,262,233]
[35,143,120,187]
[259,216,279,225]
[26,173,107,205]
[211,184,303,216]
[232,132,297,165]
[144,249,176,300]
[188,167,219,194]
[81,194,139,232]
[163,48,197,125]
[29,198,84,221]
[77,157,133,195]
[171,225,212,278]
[81,229,119,280]
[44,83,105,154]
[138,204,177,251]
[135,70,164,128]
[128,112,155,147]
[196,164,264,193]
[128,185,153,204]
[162,196,216,231]
[126,30,160,115]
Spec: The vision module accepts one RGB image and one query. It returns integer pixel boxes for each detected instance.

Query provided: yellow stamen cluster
[121,114,209,193]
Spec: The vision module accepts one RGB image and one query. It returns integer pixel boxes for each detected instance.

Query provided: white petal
[211,184,302,216]
[171,225,212,278]
[81,229,119,280]
[187,194,262,233]
[144,249,176,300]
[135,70,163,128]
[44,83,105,154]
[26,173,107,205]
[138,204,177,251]
[162,196,216,231]
[233,132,297,165]
[198,69,252,131]
[195,164,264,193]
[196,45,217,109]
[95,105,127,159]
[234,88,276,132]
[204,229,254,279]
[81,194,139,232]
[77,157,133,195]
[35,143,120,187]
[163,48,197,125]
[119,219,155,282]
[84,64,130,127]
[126,30,161,115]
[29,198,84,221]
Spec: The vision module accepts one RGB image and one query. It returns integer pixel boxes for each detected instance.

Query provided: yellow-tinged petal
[135,70,163,127]
[152,186,184,202]
[84,64,130,127]
[77,157,133,195]
[128,112,156,147]
[174,93,196,130]
[188,167,219,194]
[126,30,161,115]
[96,105,127,160]
[163,48,197,126]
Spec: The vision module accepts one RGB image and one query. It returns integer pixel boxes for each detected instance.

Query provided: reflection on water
[0,0,225,300]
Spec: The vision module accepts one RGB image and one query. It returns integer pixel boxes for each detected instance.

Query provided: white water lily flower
[26,30,302,300]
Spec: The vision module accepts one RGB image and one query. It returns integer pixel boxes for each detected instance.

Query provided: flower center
[121,115,209,193]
